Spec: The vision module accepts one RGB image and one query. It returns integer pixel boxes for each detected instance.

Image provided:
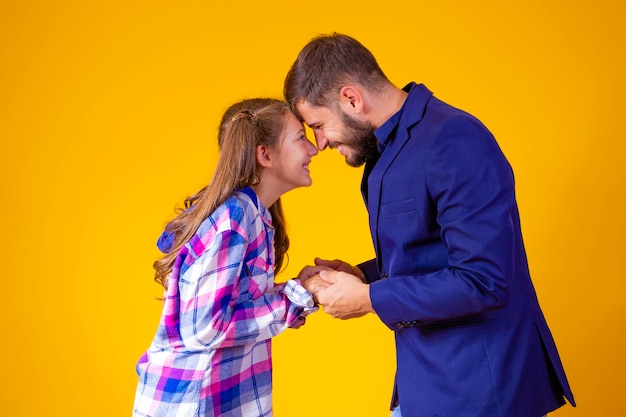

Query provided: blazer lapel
[364,83,433,264]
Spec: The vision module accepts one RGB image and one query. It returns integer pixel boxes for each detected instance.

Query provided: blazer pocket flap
[381,198,415,216]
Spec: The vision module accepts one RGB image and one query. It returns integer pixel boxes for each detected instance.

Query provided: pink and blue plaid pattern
[133,188,317,417]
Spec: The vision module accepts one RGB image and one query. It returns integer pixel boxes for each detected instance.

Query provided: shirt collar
[373,82,415,152]
[240,186,272,226]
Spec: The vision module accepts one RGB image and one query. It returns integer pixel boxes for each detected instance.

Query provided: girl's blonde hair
[153,98,292,288]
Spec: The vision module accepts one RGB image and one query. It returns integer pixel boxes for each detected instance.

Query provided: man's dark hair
[284,33,389,110]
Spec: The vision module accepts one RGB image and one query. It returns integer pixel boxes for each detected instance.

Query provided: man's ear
[339,86,364,114]
[256,145,273,168]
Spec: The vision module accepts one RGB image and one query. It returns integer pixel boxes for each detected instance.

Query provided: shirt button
[381,272,388,279]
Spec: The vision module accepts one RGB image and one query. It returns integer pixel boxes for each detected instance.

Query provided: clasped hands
[297,258,374,320]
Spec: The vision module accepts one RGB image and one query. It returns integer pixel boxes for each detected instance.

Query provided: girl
[133,98,323,417]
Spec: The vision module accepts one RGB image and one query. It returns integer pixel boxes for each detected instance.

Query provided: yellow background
[1,0,624,415]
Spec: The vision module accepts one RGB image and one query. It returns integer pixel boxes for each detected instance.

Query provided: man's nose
[315,132,329,151]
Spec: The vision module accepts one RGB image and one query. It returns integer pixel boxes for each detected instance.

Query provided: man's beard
[337,111,379,167]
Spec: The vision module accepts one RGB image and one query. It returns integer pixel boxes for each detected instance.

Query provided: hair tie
[231,109,256,122]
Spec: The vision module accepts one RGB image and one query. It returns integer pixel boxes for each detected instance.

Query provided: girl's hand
[301,274,331,297]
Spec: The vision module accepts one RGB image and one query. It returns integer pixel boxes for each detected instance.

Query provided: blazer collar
[362,83,433,258]
[367,82,433,184]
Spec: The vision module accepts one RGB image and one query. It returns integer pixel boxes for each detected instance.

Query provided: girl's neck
[250,183,280,209]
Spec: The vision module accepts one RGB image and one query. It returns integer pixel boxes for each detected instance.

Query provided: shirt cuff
[281,279,318,316]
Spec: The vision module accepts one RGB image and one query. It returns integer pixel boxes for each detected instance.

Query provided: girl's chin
[300,177,313,187]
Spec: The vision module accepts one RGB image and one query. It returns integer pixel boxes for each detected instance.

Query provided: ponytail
[153,99,292,289]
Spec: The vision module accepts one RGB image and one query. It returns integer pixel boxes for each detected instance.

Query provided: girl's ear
[256,145,273,168]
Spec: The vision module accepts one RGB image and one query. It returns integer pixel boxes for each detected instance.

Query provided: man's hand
[315,270,374,319]
[297,264,332,282]
[314,257,366,283]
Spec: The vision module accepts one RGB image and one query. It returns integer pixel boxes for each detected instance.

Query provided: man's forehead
[295,100,330,125]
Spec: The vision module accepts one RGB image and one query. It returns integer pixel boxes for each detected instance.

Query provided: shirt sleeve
[274,279,318,328]
[177,228,317,351]
[358,259,380,284]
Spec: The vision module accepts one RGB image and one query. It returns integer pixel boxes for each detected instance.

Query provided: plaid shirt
[133,188,317,417]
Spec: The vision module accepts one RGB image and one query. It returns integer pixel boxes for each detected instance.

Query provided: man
[285,33,575,417]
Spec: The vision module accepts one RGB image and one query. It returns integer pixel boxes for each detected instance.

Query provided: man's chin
[336,137,377,167]
[345,155,367,168]
[336,148,361,167]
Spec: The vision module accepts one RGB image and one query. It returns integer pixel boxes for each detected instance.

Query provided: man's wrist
[359,282,374,314]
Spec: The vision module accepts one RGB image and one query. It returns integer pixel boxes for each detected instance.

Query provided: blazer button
[381,272,388,279]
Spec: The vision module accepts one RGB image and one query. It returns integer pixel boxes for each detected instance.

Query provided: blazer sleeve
[370,114,516,327]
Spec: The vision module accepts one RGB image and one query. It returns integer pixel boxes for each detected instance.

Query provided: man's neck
[369,84,408,128]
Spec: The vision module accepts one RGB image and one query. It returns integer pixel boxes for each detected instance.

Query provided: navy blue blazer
[359,83,575,417]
